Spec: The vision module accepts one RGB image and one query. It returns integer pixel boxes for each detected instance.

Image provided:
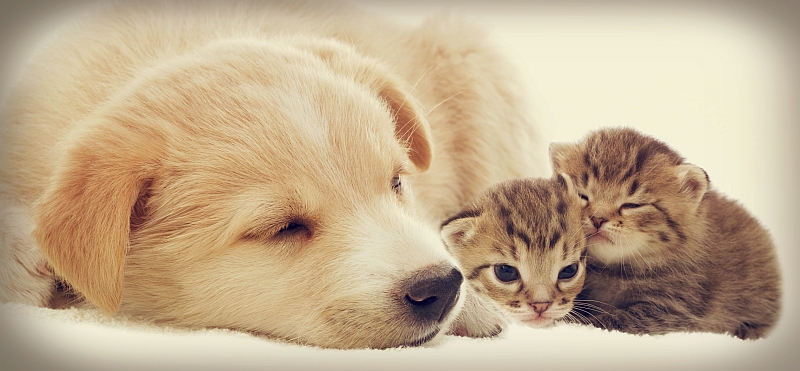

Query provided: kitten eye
[391,175,402,194]
[494,264,519,283]
[620,203,642,210]
[579,194,589,201]
[558,263,579,280]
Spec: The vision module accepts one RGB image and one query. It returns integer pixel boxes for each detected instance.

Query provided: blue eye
[558,263,579,280]
[494,264,519,282]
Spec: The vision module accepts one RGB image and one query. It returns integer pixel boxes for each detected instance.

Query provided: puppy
[0,1,544,348]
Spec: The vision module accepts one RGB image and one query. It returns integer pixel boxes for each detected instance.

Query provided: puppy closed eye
[276,221,311,238]
[392,175,402,194]
[243,219,312,241]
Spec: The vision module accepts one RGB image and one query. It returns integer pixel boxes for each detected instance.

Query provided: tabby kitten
[550,127,781,339]
[441,175,587,333]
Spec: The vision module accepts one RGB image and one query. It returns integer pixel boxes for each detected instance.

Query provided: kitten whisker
[617,234,642,278]
[571,307,607,329]
[564,312,588,325]
[567,217,589,242]
[625,233,658,274]
[573,302,614,315]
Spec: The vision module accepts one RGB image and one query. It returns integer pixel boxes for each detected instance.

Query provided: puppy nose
[529,301,552,314]
[591,216,607,229]
[404,264,463,323]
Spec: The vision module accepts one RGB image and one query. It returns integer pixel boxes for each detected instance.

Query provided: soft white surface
[1,1,798,370]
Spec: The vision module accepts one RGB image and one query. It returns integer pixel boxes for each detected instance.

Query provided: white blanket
[0,301,792,371]
[1,1,798,370]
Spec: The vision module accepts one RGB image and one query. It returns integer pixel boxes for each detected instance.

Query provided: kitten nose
[591,216,607,229]
[403,264,463,323]
[529,301,552,314]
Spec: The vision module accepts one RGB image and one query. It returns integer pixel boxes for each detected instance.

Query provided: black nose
[403,264,463,323]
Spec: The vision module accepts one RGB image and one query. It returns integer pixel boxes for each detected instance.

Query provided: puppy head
[34,38,461,348]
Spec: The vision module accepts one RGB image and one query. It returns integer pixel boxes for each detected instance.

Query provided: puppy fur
[0,1,544,348]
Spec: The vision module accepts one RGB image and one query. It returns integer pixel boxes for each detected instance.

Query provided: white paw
[1,204,54,306]
[447,289,505,338]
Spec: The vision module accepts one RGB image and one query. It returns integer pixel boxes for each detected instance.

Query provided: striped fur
[441,175,586,330]
[550,127,781,339]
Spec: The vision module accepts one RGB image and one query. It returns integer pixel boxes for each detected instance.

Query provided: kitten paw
[732,322,768,340]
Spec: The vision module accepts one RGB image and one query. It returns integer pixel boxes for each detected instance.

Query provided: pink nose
[591,216,607,229]
[529,302,552,314]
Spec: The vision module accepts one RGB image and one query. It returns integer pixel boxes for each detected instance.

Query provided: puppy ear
[294,38,433,172]
[549,142,575,174]
[33,116,163,314]
[379,85,433,172]
[440,212,480,249]
[675,164,709,210]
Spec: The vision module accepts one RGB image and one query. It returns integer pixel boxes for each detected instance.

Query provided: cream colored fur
[0,1,544,348]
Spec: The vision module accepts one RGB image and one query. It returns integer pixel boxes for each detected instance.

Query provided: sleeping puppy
[0,1,543,348]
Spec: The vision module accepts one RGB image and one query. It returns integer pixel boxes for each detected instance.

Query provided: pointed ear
[556,173,577,200]
[33,115,163,314]
[675,164,709,209]
[441,213,479,249]
[379,84,432,172]
[549,142,575,173]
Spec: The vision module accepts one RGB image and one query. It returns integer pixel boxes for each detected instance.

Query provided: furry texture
[550,127,781,339]
[0,1,544,349]
[440,175,586,332]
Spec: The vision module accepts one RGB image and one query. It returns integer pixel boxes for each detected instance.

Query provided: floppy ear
[549,142,575,174]
[294,38,433,172]
[440,213,479,249]
[33,115,163,314]
[675,164,709,210]
[378,84,432,172]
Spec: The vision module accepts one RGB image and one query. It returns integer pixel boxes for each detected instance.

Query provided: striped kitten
[550,127,781,339]
[441,175,587,333]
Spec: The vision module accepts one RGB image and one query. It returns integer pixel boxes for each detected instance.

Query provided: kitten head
[550,127,709,268]
[441,175,586,328]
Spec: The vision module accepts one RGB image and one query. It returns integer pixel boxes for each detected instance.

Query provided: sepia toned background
[1,1,798,370]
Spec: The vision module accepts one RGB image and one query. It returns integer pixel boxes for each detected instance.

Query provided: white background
[1,1,798,370]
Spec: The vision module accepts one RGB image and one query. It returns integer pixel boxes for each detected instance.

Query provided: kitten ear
[557,173,577,196]
[441,215,479,249]
[676,164,709,209]
[549,142,575,173]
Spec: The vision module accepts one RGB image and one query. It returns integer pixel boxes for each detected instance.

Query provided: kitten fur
[441,175,587,331]
[550,127,781,339]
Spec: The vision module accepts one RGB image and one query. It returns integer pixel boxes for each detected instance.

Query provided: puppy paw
[447,290,505,338]
[0,205,55,306]
[448,318,503,338]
